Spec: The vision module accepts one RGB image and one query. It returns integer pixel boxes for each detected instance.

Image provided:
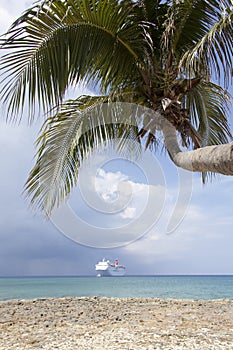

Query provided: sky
[0,0,233,277]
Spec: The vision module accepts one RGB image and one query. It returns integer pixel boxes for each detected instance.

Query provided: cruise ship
[95,258,126,277]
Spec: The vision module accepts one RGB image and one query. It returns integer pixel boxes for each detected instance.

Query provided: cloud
[95,168,152,220]
[61,156,168,248]
[95,168,128,202]
[120,207,136,219]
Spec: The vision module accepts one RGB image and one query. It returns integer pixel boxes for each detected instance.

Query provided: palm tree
[0,0,233,213]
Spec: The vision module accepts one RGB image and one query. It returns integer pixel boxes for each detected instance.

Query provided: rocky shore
[1,297,233,349]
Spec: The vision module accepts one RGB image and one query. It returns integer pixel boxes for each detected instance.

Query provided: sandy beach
[1,297,233,349]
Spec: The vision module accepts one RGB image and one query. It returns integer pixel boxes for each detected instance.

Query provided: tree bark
[161,117,233,176]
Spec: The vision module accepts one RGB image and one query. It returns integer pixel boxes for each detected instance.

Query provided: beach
[1,297,233,349]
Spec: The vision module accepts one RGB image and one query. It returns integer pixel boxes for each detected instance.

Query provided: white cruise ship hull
[97,266,125,277]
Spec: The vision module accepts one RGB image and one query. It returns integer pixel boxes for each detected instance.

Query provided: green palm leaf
[186,82,232,147]
[186,81,232,182]
[25,95,142,213]
[1,0,150,120]
[176,0,233,86]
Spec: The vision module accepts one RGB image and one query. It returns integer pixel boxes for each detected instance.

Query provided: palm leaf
[186,82,232,147]
[186,81,232,182]
[25,95,143,213]
[177,0,233,86]
[0,0,150,120]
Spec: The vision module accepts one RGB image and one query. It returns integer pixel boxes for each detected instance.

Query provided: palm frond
[186,81,232,147]
[0,0,150,120]
[25,95,143,213]
[186,81,232,182]
[177,0,233,86]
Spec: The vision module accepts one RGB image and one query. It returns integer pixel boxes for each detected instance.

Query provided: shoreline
[1,297,233,349]
[0,295,233,307]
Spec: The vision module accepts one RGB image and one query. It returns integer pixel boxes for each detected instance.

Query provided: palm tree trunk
[161,117,233,176]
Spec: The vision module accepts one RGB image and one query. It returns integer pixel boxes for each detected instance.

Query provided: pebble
[0,297,233,349]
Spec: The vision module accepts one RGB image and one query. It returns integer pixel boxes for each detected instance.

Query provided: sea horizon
[1,273,233,278]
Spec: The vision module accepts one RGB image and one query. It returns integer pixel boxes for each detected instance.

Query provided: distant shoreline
[1,297,233,349]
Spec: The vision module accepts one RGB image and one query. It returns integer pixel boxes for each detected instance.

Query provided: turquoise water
[0,276,233,301]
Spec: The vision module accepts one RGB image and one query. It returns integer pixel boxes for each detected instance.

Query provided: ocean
[0,275,233,301]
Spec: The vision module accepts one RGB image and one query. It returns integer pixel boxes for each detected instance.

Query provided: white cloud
[95,168,128,202]
[120,206,136,219]
[60,154,167,247]
[94,168,152,221]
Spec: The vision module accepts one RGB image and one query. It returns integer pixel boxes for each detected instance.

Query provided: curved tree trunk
[161,117,233,176]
